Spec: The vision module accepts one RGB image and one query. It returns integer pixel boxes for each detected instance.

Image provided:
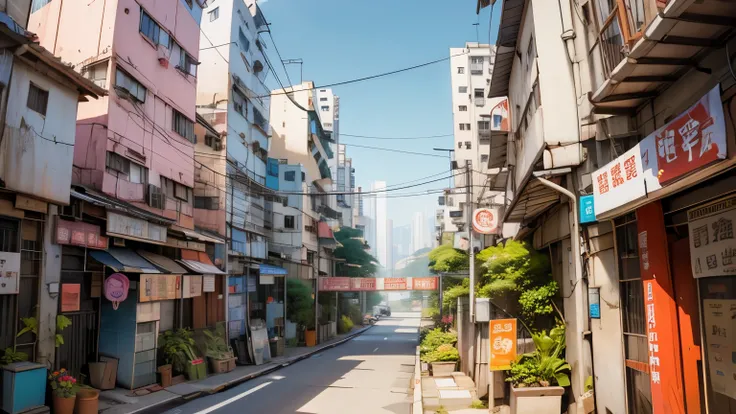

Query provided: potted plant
[507,327,570,414]
[203,324,236,374]
[423,344,460,376]
[286,279,316,346]
[48,369,78,414]
[159,328,205,381]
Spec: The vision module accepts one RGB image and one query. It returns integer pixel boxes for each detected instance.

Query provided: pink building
[28,0,203,229]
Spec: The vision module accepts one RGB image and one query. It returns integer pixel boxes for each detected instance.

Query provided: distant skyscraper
[372,181,388,268]
[411,212,430,253]
[387,218,393,275]
[393,224,411,267]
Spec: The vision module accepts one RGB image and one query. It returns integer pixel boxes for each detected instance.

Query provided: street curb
[127,324,374,414]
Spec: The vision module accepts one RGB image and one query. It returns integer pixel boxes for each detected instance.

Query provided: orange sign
[489,318,517,371]
[412,277,437,290]
[60,284,80,312]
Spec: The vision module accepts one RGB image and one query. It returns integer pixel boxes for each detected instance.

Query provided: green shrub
[421,307,439,319]
[423,344,460,363]
[506,326,570,388]
[470,399,486,409]
[347,303,363,326]
[338,315,354,334]
[419,328,457,355]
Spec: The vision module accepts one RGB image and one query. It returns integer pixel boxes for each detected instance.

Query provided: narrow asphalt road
[161,312,420,414]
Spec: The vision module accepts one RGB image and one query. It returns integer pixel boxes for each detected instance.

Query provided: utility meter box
[475,298,491,322]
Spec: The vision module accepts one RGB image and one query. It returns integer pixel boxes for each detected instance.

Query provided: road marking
[383,337,387,341]
[373,347,379,353]
[193,382,272,414]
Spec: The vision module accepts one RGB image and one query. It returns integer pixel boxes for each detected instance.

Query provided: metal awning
[487,0,525,98]
[169,225,225,245]
[590,1,736,114]
[486,168,508,192]
[138,251,188,274]
[178,249,226,275]
[488,131,508,169]
[503,169,569,223]
[259,264,287,275]
[71,186,175,226]
[89,248,160,273]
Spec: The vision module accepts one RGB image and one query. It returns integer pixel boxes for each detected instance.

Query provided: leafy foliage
[419,328,457,356]
[442,277,470,308]
[55,315,72,347]
[17,316,38,337]
[423,344,460,363]
[334,227,378,276]
[476,240,557,325]
[287,278,315,330]
[421,307,439,319]
[159,329,198,373]
[1,347,28,365]
[203,323,232,360]
[506,327,571,388]
[470,399,487,409]
[338,315,354,334]
[428,245,469,273]
[48,369,78,398]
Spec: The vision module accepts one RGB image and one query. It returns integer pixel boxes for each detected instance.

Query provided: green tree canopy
[333,227,378,277]
[428,244,469,273]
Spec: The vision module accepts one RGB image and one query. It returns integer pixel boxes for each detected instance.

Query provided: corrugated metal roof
[138,251,188,274]
[108,248,160,273]
[177,260,226,275]
[487,0,525,98]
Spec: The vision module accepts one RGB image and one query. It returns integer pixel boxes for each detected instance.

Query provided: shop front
[592,83,735,413]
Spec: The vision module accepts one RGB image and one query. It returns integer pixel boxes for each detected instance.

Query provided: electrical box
[475,298,491,322]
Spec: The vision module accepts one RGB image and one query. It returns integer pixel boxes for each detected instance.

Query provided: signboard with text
[489,318,517,371]
[593,85,726,215]
[472,208,499,234]
[0,252,20,295]
[318,277,439,291]
[687,195,736,278]
[56,218,108,250]
[139,274,181,302]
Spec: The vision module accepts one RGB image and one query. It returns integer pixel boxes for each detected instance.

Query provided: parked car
[376,304,391,317]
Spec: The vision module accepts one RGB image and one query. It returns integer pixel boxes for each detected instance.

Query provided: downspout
[533,173,586,411]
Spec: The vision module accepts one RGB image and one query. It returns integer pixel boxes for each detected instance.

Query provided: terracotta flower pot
[53,394,76,414]
[75,388,99,414]
[157,364,172,387]
[304,329,317,347]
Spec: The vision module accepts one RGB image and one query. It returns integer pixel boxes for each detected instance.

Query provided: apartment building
[0,10,105,369]
[482,0,736,412]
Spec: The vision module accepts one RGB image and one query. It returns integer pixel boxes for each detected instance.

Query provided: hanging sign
[593,85,726,216]
[56,219,108,249]
[203,275,216,292]
[579,195,596,224]
[61,284,81,312]
[319,277,351,291]
[383,278,407,290]
[472,208,499,234]
[139,274,181,302]
[412,277,438,290]
[489,318,517,371]
[687,195,736,278]
[104,273,130,304]
[0,252,20,294]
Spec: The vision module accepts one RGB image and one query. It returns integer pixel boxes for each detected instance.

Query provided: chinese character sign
[489,318,517,371]
[472,208,499,234]
[688,196,736,278]
[702,299,736,400]
[579,195,596,224]
[592,145,650,215]
[653,85,726,183]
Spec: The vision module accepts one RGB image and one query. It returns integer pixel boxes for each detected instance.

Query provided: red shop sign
[412,277,438,290]
[56,219,108,250]
[383,278,407,290]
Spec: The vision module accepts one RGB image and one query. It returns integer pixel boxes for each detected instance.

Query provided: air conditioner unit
[148,184,164,209]
[60,199,83,220]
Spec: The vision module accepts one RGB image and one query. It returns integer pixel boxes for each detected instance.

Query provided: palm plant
[507,326,571,388]
[159,329,198,373]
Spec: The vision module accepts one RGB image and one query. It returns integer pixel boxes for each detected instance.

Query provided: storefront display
[702,298,736,400]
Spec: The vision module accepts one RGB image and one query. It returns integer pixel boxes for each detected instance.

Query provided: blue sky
[259,0,501,227]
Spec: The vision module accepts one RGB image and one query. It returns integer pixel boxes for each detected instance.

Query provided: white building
[411,211,431,253]
[365,181,388,269]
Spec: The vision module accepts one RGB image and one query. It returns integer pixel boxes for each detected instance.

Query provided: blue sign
[589,303,600,319]
[579,195,596,224]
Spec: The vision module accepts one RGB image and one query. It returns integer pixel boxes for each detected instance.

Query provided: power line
[199,28,229,64]
[340,133,453,140]
[261,50,469,98]
[266,29,293,88]
[341,143,449,158]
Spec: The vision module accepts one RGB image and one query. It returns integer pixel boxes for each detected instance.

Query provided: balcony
[590,0,736,114]
[470,63,484,75]
[474,97,486,107]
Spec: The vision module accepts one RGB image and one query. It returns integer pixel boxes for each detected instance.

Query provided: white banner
[688,195,736,278]
[0,252,20,294]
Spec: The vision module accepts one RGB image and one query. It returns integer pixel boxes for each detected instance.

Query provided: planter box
[510,386,565,414]
[208,357,236,374]
[430,361,457,377]
[186,359,207,381]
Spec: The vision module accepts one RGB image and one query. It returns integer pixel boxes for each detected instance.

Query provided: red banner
[383,278,408,290]
[56,218,108,250]
[351,278,376,290]
[319,277,351,291]
[412,277,438,290]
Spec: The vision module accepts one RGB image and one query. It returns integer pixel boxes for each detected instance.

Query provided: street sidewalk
[98,325,374,414]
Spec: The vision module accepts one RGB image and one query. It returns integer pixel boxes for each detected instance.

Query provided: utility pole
[465,160,475,323]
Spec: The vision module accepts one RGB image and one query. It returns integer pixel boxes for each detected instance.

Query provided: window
[481,154,489,163]
[284,215,295,229]
[465,141,471,149]
[457,141,462,148]
[457,67,465,74]
[307,251,315,264]
[458,86,467,93]
[115,68,146,102]
[493,114,503,129]
[204,135,222,150]
[459,123,466,131]
[106,152,130,174]
[140,10,160,44]
[478,120,490,131]
[26,83,49,116]
[233,89,247,116]
[129,162,146,184]
[178,51,197,77]
[209,7,219,21]
[465,123,471,130]
[238,28,250,53]
[302,172,306,182]
[285,171,296,181]
[82,61,108,88]
[174,182,191,202]
[194,196,218,210]
[321,106,329,111]
[319,97,328,102]
[31,0,52,13]
[526,36,536,72]
[471,56,484,74]
[458,105,467,112]
[172,109,195,143]
[254,108,267,130]
[474,89,485,106]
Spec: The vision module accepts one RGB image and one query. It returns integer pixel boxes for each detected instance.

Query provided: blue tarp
[89,249,160,273]
[259,264,287,275]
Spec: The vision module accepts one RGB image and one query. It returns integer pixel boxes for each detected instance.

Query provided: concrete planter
[430,361,457,377]
[510,386,565,414]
